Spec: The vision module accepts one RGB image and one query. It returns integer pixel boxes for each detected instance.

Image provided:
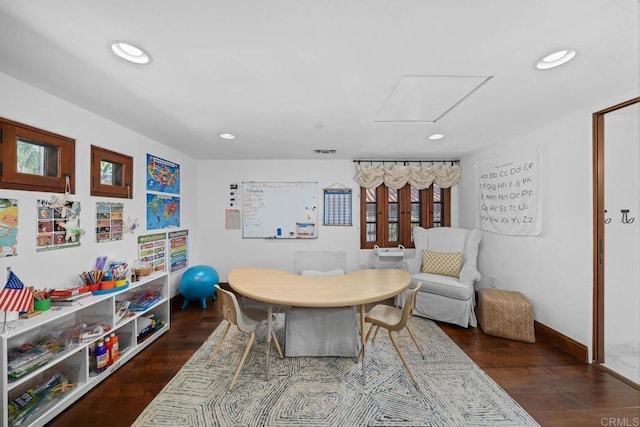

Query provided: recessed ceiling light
[428,133,445,140]
[109,41,152,65]
[219,133,236,140]
[535,49,576,70]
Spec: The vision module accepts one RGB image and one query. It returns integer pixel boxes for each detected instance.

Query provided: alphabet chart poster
[475,145,541,236]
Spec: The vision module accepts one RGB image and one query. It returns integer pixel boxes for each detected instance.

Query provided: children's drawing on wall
[96,202,124,242]
[146,194,180,230]
[0,199,18,257]
[123,216,139,234]
[146,154,180,194]
[37,199,83,252]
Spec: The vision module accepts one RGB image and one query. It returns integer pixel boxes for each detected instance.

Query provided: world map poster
[146,194,180,230]
[146,154,180,194]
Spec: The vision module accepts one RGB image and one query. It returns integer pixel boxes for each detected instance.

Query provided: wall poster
[323,187,352,226]
[146,154,180,194]
[96,202,124,242]
[138,233,167,273]
[169,230,188,272]
[146,194,180,230]
[0,198,18,257]
[36,199,82,251]
[475,145,541,236]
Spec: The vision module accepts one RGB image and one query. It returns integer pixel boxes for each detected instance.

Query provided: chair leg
[271,331,284,358]
[405,324,425,359]
[229,331,255,390]
[207,321,231,367]
[388,330,418,386]
[371,325,380,343]
[355,323,376,363]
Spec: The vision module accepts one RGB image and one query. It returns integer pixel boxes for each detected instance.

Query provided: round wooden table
[228,268,411,382]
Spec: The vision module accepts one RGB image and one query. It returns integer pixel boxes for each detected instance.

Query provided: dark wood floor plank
[45,297,640,427]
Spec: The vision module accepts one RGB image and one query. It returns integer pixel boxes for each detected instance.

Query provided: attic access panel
[375,75,492,123]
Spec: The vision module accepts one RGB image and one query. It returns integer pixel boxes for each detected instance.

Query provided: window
[360,184,450,249]
[0,118,75,193]
[91,145,133,198]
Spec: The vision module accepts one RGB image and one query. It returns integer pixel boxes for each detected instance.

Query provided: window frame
[0,118,75,193]
[360,184,450,249]
[90,145,133,198]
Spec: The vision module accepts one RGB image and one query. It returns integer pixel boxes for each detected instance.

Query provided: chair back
[215,284,240,326]
[398,283,422,329]
[294,251,347,275]
[413,226,481,269]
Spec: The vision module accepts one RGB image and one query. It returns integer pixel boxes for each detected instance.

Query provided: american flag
[0,271,33,312]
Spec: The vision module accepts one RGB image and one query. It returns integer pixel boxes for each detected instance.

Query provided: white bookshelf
[0,272,169,427]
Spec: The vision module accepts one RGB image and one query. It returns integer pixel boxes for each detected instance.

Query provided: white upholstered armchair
[396,227,482,328]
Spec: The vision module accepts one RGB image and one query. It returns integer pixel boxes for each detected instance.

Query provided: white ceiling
[0,0,637,160]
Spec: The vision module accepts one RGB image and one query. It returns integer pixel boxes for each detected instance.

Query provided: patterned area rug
[133,315,539,426]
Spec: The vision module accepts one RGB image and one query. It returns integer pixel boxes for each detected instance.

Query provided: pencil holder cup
[34,298,51,312]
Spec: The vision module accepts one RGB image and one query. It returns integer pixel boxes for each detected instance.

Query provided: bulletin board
[242,182,318,239]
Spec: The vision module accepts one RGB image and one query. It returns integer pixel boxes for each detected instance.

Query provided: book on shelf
[50,292,93,306]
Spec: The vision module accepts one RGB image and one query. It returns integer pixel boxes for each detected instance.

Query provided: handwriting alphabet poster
[475,145,541,236]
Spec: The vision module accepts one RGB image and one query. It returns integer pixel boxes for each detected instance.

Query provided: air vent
[314,149,337,154]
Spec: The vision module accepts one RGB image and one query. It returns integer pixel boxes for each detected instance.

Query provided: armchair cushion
[410,274,473,300]
[421,250,463,277]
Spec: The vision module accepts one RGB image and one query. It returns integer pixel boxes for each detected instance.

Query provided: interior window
[0,118,75,193]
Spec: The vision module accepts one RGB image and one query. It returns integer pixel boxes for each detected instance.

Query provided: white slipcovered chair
[396,227,482,328]
[284,251,361,357]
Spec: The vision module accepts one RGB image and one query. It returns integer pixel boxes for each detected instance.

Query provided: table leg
[360,304,366,385]
[266,303,272,381]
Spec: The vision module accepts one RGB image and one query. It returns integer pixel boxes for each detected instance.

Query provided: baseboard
[534,321,588,363]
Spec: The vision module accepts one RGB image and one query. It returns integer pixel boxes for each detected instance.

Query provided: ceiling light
[109,41,152,64]
[314,149,337,154]
[535,49,576,70]
[428,133,445,140]
[219,133,236,140]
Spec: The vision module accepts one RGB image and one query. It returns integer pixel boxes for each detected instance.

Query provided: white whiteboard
[242,182,318,239]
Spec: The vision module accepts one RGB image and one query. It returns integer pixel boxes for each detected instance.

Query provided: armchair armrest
[459,264,481,285]
[399,257,421,274]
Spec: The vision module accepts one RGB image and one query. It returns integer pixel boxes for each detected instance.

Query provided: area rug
[132,316,539,426]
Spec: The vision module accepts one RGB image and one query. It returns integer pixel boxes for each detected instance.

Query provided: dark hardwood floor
[47,297,639,427]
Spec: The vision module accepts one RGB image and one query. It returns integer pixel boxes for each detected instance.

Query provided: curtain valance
[354,162,461,190]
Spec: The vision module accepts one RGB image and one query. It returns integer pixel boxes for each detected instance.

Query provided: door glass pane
[434,204,441,223]
[366,223,376,242]
[388,203,398,221]
[433,184,441,202]
[411,186,420,202]
[17,138,59,177]
[366,188,376,203]
[411,203,420,221]
[366,203,377,222]
[388,223,398,242]
[100,160,124,186]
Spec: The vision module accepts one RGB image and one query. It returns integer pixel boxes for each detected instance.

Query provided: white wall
[196,160,360,280]
[457,94,637,357]
[0,72,198,301]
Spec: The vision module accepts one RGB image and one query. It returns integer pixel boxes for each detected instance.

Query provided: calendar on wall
[323,187,352,226]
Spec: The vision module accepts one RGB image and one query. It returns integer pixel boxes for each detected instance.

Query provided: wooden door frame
[592,96,640,363]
